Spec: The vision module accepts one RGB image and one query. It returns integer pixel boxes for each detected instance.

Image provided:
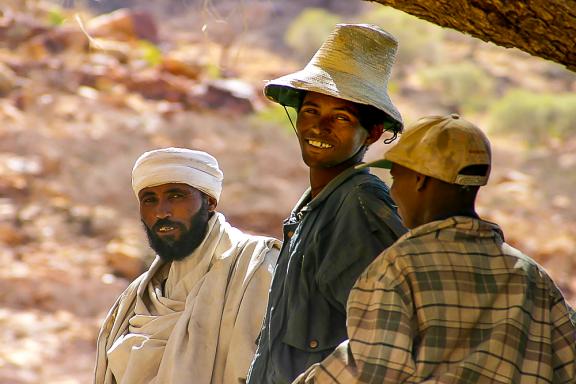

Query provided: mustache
[151,218,186,233]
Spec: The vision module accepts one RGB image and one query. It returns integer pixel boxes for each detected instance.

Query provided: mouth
[306,139,333,149]
[156,224,178,234]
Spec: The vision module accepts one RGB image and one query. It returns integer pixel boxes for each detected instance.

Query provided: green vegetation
[284,8,342,62]
[417,62,496,114]
[488,90,576,146]
[356,7,444,68]
[48,8,66,26]
[138,40,163,66]
[252,104,298,135]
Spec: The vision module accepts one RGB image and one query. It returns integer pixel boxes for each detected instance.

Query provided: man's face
[138,183,214,261]
[390,163,421,229]
[296,92,370,169]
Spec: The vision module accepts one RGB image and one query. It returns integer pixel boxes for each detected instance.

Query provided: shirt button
[287,231,294,238]
[309,340,318,349]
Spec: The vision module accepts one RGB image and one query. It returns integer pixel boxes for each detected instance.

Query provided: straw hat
[264,23,403,132]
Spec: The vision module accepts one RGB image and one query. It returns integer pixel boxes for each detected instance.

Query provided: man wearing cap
[94,148,281,384]
[294,114,576,383]
[247,24,407,384]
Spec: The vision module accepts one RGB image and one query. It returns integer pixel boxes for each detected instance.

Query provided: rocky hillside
[0,1,574,383]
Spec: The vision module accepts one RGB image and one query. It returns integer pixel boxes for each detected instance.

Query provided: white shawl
[94,213,280,384]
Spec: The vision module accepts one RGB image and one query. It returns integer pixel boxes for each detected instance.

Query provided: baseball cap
[358,114,491,186]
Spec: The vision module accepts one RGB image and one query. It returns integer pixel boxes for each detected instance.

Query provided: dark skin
[296,92,384,197]
[138,183,216,243]
[390,163,479,229]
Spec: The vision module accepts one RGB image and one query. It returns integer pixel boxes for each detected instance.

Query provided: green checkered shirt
[295,217,576,383]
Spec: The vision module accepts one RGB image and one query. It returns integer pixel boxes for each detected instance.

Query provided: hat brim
[355,158,393,170]
[265,83,304,110]
[264,66,403,133]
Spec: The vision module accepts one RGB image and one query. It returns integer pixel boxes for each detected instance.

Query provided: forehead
[302,91,359,112]
[138,182,195,197]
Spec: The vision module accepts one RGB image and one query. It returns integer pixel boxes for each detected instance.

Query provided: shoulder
[329,172,393,211]
[231,232,281,267]
[361,229,436,282]
[340,171,389,194]
[314,173,405,239]
[502,242,563,290]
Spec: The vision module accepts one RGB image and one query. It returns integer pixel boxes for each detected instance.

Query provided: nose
[155,199,172,219]
[311,115,332,133]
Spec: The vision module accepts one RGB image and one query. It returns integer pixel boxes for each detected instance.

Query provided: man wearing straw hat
[294,115,576,383]
[94,148,281,384]
[247,24,407,383]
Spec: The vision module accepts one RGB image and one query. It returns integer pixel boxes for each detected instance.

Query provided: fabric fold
[94,212,280,384]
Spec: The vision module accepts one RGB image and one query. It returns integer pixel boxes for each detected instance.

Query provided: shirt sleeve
[296,251,417,383]
[316,184,406,312]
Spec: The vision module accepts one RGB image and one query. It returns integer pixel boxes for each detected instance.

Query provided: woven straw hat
[359,114,491,186]
[264,23,403,132]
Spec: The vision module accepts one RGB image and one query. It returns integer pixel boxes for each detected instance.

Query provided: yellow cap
[359,114,491,186]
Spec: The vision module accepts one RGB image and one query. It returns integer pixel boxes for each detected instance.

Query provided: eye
[334,114,351,121]
[168,192,185,200]
[301,107,319,115]
[141,196,157,205]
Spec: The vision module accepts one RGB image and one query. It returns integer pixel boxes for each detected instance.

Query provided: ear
[207,196,218,212]
[415,173,429,192]
[365,124,384,146]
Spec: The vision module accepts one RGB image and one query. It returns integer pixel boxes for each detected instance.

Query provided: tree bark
[365,0,576,71]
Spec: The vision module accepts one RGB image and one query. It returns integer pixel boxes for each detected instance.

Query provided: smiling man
[247,24,407,384]
[94,148,280,384]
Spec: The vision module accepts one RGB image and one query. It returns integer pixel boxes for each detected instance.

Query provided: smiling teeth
[308,140,332,149]
[158,226,175,232]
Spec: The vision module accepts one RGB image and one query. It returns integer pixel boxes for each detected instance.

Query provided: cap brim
[356,158,393,170]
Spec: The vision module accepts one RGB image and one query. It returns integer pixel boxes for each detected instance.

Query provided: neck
[309,145,367,197]
[309,159,359,198]
[427,208,479,223]
[413,180,479,228]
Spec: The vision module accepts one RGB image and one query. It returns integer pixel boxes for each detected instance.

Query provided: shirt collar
[402,216,504,242]
[292,167,370,215]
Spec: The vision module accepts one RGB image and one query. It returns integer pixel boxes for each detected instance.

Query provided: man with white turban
[94,147,281,384]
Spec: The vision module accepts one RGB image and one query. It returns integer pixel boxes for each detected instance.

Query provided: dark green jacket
[247,167,407,384]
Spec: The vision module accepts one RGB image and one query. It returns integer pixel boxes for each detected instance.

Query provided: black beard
[143,202,211,262]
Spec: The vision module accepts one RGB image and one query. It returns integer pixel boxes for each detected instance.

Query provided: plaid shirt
[294,217,576,383]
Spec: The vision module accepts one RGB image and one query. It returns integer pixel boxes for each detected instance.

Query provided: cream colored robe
[94,213,280,384]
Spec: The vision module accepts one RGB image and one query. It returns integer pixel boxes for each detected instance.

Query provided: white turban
[131,147,224,202]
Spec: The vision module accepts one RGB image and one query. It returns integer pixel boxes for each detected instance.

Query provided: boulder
[0,63,18,95]
[105,240,146,280]
[160,53,204,80]
[188,79,256,114]
[87,9,158,43]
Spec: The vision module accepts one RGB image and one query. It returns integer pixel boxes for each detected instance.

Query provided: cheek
[346,127,369,149]
[140,206,154,226]
[390,183,407,219]
[390,182,399,204]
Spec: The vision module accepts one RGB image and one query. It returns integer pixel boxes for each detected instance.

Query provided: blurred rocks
[23,26,88,60]
[105,239,146,280]
[0,4,260,114]
[160,52,204,80]
[0,2,574,384]
[87,8,159,43]
[189,79,256,114]
[0,222,28,246]
[0,62,19,95]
